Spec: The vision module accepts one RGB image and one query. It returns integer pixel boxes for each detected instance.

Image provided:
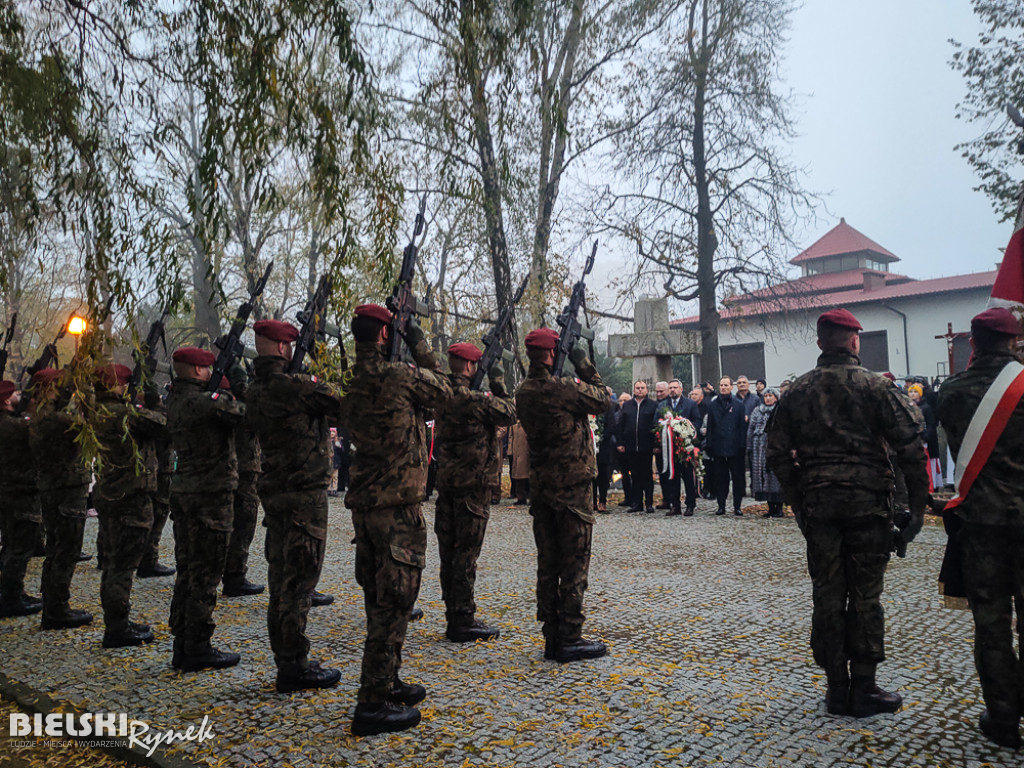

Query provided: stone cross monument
[607,297,702,385]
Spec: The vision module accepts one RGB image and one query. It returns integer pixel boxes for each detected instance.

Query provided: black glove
[488,362,506,395]
[404,316,426,349]
[568,344,589,371]
[227,361,248,397]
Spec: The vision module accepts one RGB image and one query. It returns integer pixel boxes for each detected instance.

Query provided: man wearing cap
[92,363,166,648]
[338,304,450,736]
[433,341,516,643]
[767,308,928,718]
[246,318,345,694]
[936,307,1024,749]
[166,346,246,671]
[28,368,94,630]
[0,381,43,619]
[515,328,609,663]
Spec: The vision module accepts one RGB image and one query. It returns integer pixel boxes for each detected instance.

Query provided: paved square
[0,496,1017,767]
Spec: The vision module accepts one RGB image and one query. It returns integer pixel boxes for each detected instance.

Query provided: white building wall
[709,287,992,385]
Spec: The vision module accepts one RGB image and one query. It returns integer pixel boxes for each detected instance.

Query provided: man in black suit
[615,380,658,513]
[657,379,702,516]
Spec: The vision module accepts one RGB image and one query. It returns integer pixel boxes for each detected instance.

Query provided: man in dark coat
[767,308,928,719]
[657,379,702,517]
[704,377,748,516]
[615,380,658,513]
[936,307,1024,749]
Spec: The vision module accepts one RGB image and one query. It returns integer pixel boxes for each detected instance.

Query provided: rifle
[1,312,16,378]
[129,308,169,396]
[23,314,71,382]
[470,275,529,391]
[385,195,429,362]
[289,273,332,374]
[552,240,598,377]
[207,262,274,392]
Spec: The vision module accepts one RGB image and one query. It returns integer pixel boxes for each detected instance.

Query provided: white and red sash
[945,360,1024,511]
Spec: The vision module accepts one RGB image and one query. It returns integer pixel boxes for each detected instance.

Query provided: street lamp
[67,315,87,353]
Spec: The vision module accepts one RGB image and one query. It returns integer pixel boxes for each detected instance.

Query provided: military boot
[390,678,427,706]
[136,561,176,578]
[979,710,1022,749]
[103,623,155,648]
[177,646,240,672]
[0,593,43,619]
[824,667,850,716]
[40,609,93,630]
[849,675,902,717]
[351,701,421,737]
[409,606,424,622]
[276,660,341,693]
[222,578,265,597]
[555,637,608,664]
[446,619,500,643]
[309,590,335,607]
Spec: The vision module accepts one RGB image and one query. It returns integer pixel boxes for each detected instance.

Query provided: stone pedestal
[608,298,702,385]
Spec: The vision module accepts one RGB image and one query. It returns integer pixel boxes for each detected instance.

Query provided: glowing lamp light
[67,316,88,335]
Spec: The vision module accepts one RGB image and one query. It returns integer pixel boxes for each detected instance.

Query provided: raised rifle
[289,273,332,374]
[207,262,273,393]
[386,195,429,362]
[22,315,71,382]
[552,240,598,377]
[129,308,169,396]
[470,274,529,391]
[1,312,16,377]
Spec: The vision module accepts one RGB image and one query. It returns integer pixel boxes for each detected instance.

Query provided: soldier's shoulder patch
[406,362,417,369]
[210,392,220,400]
[310,375,318,383]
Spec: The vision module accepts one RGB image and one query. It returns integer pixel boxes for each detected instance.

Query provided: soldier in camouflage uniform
[166,347,245,672]
[92,363,166,648]
[766,308,928,718]
[29,368,94,630]
[936,307,1024,749]
[339,304,451,736]
[222,368,264,598]
[137,425,176,579]
[0,380,43,618]
[246,319,342,693]
[514,328,609,663]
[434,342,516,643]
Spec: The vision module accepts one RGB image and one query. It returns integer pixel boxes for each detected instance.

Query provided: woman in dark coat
[747,388,784,517]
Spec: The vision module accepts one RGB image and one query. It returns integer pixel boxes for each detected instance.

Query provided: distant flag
[988,197,1024,315]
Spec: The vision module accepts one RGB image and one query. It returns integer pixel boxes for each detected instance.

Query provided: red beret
[30,368,63,388]
[971,307,1022,337]
[218,375,231,391]
[817,308,862,331]
[172,347,216,367]
[881,372,896,382]
[253,319,299,343]
[448,342,483,362]
[354,304,392,325]
[524,328,559,349]
[99,363,133,388]
[0,380,15,403]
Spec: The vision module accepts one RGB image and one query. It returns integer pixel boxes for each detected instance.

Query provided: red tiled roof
[791,218,899,265]
[671,271,997,327]
[729,269,913,303]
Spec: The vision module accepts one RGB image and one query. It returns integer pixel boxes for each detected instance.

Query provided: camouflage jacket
[246,355,341,495]
[0,411,37,495]
[167,377,245,495]
[340,340,451,510]
[93,391,167,501]
[514,360,607,513]
[435,372,517,497]
[29,403,91,491]
[936,350,1024,526]
[766,350,928,513]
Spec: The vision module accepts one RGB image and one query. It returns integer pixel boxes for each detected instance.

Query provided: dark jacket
[615,396,658,453]
[659,396,701,428]
[704,394,747,458]
[167,377,245,495]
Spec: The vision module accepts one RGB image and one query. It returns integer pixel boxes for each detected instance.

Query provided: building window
[720,342,766,382]
[859,330,889,372]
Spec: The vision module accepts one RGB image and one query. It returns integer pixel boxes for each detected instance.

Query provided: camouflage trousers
[353,503,426,704]
[39,486,88,621]
[962,522,1024,723]
[530,491,594,644]
[168,492,232,654]
[96,494,153,633]
[224,472,261,587]
[434,490,489,627]
[803,512,891,674]
[0,493,41,601]
[141,494,170,569]
[261,490,327,673]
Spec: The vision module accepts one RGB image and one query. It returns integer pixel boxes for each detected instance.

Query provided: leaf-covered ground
[0,492,1016,767]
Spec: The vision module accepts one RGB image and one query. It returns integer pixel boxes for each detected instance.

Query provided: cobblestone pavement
[1,491,1018,768]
